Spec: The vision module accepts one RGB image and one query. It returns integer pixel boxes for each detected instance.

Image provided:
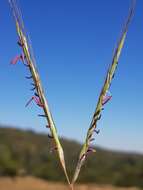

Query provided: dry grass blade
[9,0,70,186]
[72,0,136,186]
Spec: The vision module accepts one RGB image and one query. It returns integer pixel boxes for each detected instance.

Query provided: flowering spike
[9,0,70,185]
[72,1,136,185]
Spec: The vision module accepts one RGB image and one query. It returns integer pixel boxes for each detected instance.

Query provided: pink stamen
[25,96,43,108]
[86,147,96,157]
[34,96,44,107]
[11,53,26,65]
[102,94,112,105]
[11,55,21,65]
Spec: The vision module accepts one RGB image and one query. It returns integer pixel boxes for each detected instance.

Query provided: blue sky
[0,0,143,153]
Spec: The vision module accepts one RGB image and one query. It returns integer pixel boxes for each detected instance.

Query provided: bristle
[38,114,47,117]
[25,75,32,79]
[48,134,54,139]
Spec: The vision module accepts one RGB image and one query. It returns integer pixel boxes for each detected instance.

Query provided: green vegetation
[0,126,143,188]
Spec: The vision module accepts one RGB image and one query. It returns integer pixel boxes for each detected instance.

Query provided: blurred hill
[0,126,143,188]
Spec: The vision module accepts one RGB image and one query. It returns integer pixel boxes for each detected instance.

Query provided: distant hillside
[0,126,143,188]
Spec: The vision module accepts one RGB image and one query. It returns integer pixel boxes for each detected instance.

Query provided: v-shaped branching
[8,0,136,189]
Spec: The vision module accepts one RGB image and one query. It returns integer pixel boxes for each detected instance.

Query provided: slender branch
[72,0,136,186]
[9,0,70,185]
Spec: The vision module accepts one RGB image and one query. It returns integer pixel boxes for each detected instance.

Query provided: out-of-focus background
[0,0,143,189]
[0,126,143,190]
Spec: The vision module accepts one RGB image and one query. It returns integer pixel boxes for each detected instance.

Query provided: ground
[0,177,139,190]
